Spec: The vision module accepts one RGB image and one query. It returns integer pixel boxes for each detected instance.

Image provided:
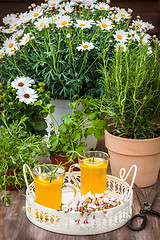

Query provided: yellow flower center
[34,13,39,18]
[83,44,88,49]
[147,25,150,28]
[80,23,85,27]
[117,35,122,40]
[101,23,107,28]
[8,43,13,48]
[147,49,150,52]
[137,23,142,28]
[18,82,24,87]
[51,3,56,6]
[0,52,4,57]
[40,23,44,27]
[14,23,18,27]
[9,19,12,22]
[24,38,29,43]
[54,18,57,22]
[121,14,126,17]
[142,41,145,44]
[100,7,105,10]
[61,21,67,25]
[113,16,118,19]
[120,46,124,50]
[24,93,30,98]
[9,29,13,32]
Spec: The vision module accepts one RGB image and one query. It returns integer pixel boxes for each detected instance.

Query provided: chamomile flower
[145,22,154,31]
[10,19,21,29]
[29,8,43,21]
[34,17,49,31]
[140,34,151,45]
[3,37,18,56]
[147,47,152,54]
[66,33,71,38]
[97,18,113,31]
[55,15,72,28]
[0,48,5,58]
[129,30,140,42]
[12,29,24,39]
[132,20,146,32]
[48,0,61,8]
[11,76,35,89]
[64,5,74,13]
[19,33,34,46]
[111,14,122,22]
[117,8,131,19]
[75,19,94,29]
[77,41,94,51]
[115,42,127,51]
[16,87,38,104]
[3,13,17,25]
[2,28,15,34]
[19,11,30,24]
[94,2,110,11]
[113,29,128,43]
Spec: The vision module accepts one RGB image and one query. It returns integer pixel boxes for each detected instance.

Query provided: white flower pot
[45,99,97,150]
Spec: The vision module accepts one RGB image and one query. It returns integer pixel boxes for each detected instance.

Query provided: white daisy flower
[147,47,152,54]
[19,33,35,46]
[64,5,74,13]
[16,87,38,104]
[75,19,94,29]
[49,14,62,24]
[12,29,24,39]
[34,17,49,31]
[29,8,43,21]
[113,29,128,43]
[19,12,31,24]
[97,18,113,31]
[115,42,127,52]
[10,19,21,29]
[129,30,140,42]
[66,33,71,38]
[94,2,110,11]
[117,8,131,19]
[2,28,15,34]
[145,22,154,31]
[132,20,146,32]
[77,41,94,51]
[3,13,17,25]
[0,48,5,58]
[140,34,151,45]
[48,0,61,8]
[11,76,35,89]
[3,37,18,56]
[111,14,122,22]
[55,15,72,28]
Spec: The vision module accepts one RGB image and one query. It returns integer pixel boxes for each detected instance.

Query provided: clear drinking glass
[69,151,109,195]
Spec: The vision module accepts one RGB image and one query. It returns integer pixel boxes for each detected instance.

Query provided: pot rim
[104,129,160,142]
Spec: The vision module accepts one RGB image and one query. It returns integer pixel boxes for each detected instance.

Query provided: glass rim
[78,151,110,163]
[32,164,65,177]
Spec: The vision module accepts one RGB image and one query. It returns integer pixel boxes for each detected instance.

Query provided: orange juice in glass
[32,164,65,210]
[69,151,109,195]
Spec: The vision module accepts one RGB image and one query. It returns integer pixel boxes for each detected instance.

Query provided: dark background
[0,0,160,37]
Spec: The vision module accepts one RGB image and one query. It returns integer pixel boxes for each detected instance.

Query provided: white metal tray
[25,165,137,235]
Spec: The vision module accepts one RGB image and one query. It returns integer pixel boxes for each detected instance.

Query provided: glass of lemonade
[69,151,109,195]
[32,164,76,210]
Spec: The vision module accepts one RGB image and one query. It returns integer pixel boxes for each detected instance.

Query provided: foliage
[0,115,50,206]
[100,40,160,139]
[0,0,155,99]
[0,81,55,135]
[49,97,107,161]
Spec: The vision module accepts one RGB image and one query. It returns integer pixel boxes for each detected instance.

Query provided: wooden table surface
[0,140,160,240]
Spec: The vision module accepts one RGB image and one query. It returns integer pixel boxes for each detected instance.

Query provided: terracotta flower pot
[50,152,78,172]
[104,130,160,188]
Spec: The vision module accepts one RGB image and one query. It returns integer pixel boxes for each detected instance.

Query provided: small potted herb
[49,97,107,170]
[0,114,50,206]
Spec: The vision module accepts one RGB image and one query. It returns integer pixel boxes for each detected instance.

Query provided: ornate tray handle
[120,165,137,202]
